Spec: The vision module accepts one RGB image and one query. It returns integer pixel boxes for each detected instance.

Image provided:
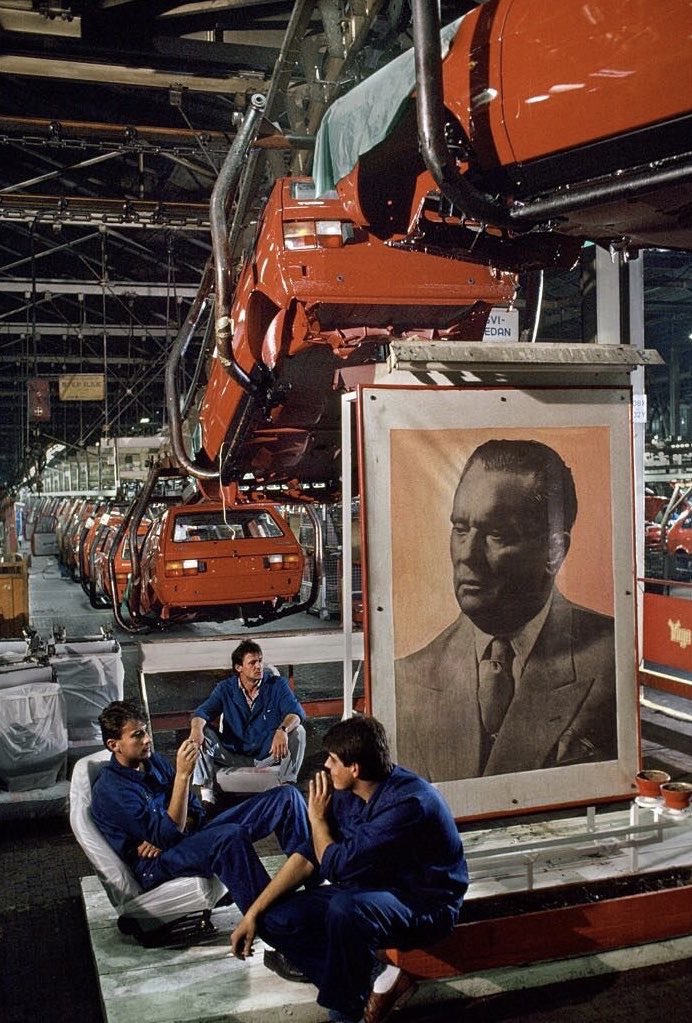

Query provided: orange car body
[445,0,689,169]
[197,175,516,486]
[92,515,152,606]
[136,500,304,624]
[336,0,691,255]
[77,503,114,582]
[663,509,692,578]
[194,1,690,492]
[63,499,100,575]
[644,495,668,524]
[55,497,83,562]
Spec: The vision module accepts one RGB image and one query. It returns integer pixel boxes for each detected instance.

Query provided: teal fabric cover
[312,18,463,196]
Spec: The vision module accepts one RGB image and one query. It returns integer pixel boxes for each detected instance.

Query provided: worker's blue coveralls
[91,751,309,895]
[256,765,469,1022]
[192,671,307,785]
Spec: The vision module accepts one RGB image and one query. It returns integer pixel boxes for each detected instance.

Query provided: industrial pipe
[164,258,218,479]
[210,93,267,394]
[411,0,516,230]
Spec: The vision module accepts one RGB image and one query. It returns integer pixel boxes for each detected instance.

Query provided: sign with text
[58,374,105,401]
[643,591,692,680]
[483,307,519,342]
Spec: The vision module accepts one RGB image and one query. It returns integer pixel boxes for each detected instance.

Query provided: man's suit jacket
[394,591,617,782]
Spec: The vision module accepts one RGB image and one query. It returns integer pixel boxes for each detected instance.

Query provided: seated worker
[189,639,306,804]
[91,700,310,898]
[229,716,469,1023]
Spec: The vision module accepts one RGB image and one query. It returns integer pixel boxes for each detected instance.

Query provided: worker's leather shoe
[263,948,311,983]
[363,969,417,1023]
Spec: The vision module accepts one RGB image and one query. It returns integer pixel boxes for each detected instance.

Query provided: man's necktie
[478,637,515,737]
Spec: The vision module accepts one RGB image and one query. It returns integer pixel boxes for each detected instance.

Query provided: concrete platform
[81,804,692,1023]
[82,871,692,1023]
[82,875,324,1023]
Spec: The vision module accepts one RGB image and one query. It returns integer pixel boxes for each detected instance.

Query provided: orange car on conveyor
[135,499,304,625]
[195,174,516,488]
[321,0,692,265]
[90,513,152,609]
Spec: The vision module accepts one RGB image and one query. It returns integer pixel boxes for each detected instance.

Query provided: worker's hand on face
[230,915,256,959]
[308,769,332,823]
[137,840,162,859]
[176,737,199,778]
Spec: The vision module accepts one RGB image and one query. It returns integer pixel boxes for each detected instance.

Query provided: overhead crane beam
[0,53,268,96]
[0,323,179,337]
[0,354,160,367]
[0,192,211,229]
[0,280,200,297]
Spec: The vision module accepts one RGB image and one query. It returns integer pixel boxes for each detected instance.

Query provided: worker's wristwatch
[278,725,288,733]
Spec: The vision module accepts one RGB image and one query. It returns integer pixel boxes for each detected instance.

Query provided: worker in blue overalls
[230,716,469,1023]
[91,700,309,898]
[188,639,306,804]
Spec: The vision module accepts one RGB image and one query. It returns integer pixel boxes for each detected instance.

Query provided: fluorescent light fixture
[45,443,66,464]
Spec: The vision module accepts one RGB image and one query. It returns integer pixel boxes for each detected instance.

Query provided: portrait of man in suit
[394,438,617,783]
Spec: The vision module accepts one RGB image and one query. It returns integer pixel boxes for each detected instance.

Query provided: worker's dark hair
[460,438,578,534]
[98,700,147,745]
[232,639,263,669]
[323,716,392,782]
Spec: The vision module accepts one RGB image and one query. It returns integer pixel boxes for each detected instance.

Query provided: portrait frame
[359,384,638,820]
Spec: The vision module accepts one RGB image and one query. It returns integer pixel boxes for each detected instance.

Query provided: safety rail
[463,801,691,891]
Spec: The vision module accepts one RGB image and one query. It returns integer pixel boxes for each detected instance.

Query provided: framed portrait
[359,385,638,820]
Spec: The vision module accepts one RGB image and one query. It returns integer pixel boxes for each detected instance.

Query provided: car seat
[213,662,294,795]
[215,762,282,793]
[70,750,226,944]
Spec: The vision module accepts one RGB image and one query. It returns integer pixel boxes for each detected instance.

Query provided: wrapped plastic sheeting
[0,641,29,655]
[31,532,59,556]
[70,752,226,927]
[0,662,54,691]
[0,681,67,791]
[216,766,281,793]
[0,781,70,821]
[51,644,124,743]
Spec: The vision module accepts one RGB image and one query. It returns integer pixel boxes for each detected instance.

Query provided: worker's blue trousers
[135,786,455,1022]
[134,785,309,896]
[258,885,457,1021]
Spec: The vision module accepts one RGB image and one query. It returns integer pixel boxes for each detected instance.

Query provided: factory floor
[1,554,691,1023]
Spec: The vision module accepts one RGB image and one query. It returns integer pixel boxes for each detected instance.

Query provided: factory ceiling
[0,0,690,491]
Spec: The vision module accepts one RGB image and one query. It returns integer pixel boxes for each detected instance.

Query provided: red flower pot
[660,781,692,812]
[635,770,671,799]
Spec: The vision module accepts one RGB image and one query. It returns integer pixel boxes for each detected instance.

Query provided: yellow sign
[58,374,105,401]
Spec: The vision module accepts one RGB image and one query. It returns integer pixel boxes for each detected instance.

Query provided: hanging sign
[28,378,51,421]
[483,307,519,342]
[58,374,105,401]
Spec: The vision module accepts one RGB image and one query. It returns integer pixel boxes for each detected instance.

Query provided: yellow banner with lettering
[58,374,105,401]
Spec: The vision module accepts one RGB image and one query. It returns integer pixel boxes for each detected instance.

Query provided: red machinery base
[388,883,692,979]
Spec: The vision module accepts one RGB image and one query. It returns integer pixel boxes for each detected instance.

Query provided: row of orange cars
[645,487,692,580]
[24,489,307,629]
[27,494,142,608]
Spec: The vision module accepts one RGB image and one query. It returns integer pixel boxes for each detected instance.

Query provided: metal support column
[341,392,357,718]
